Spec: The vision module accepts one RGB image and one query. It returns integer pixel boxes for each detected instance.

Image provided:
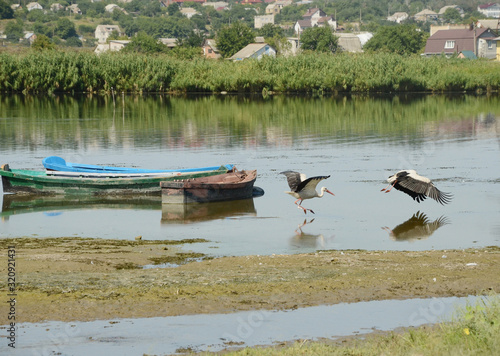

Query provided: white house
[478,3,500,18]
[95,25,123,43]
[180,8,200,19]
[255,15,274,29]
[26,2,43,11]
[229,43,276,61]
[387,12,408,23]
[414,9,438,22]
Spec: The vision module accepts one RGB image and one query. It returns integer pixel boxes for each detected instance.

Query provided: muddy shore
[0,237,499,324]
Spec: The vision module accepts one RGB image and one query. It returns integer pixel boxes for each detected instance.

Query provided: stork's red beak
[326,189,335,196]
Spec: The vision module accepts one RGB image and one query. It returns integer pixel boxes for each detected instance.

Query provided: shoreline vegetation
[1,52,500,95]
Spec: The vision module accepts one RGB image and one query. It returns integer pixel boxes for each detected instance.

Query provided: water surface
[1,94,499,256]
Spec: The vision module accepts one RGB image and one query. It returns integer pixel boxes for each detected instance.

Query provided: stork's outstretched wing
[395,177,452,205]
[280,171,303,192]
[296,175,331,193]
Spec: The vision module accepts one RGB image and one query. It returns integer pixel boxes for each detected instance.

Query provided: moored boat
[0,163,232,196]
[43,156,234,176]
[160,170,259,204]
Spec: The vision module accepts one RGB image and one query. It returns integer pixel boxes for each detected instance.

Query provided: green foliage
[300,27,339,53]
[121,31,167,54]
[442,8,462,24]
[64,37,83,47]
[216,22,255,58]
[31,34,56,51]
[0,0,14,19]
[5,21,24,43]
[54,18,77,40]
[258,24,284,39]
[364,25,429,55]
[1,52,500,94]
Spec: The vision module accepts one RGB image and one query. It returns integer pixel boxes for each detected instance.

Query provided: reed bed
[1,51,499,94]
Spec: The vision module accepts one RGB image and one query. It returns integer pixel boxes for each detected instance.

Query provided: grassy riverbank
[1,52,499,94]
[219,296,500,356]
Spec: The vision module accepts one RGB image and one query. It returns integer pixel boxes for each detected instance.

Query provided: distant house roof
[159,38,178,47]
[229,43,276,60]
[336,33,363,53]
[477,19,500,30]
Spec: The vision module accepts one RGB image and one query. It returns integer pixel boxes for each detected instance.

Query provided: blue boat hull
[43,156,234,175]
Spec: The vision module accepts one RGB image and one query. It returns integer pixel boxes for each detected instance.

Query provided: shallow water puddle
[3,296,484,355]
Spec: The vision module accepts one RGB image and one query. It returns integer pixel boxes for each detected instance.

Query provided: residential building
[430,24,470,36]
[495,36,500,60]
[336,33,363,53]
[478,3,500,18]
[94,40,131,54]
[180,8,200,19]
[203,1,229,11]
[387,12,408,23]
[294,8,336,36]
[477,19,500,30]
[265,0,292,15]
[50,3,64,11]
[202,39,221,59]
[67,4,82,15]
[229,43,276,61]
[255,15,274,29]
[95,25,123,43]
[159,38,178,48]
[26,2,43,11]
[414,9,438,22]
[423,27,497,59]
[23,32,37,45]
[438,5,464,18]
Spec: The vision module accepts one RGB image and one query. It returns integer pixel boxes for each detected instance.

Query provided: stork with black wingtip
[381,170,452,205]
[280,171,335,214]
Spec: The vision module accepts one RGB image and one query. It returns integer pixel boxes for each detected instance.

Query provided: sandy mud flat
[0,238,498,324]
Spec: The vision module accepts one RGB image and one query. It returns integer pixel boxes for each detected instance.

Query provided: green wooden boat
[0,164,232,196]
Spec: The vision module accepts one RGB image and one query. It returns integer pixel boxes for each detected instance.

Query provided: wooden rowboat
[43,156,234,177]
[0,163,232,196]
[161,170,259,204]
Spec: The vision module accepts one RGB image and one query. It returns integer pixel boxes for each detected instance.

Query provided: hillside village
[1,0,500,60]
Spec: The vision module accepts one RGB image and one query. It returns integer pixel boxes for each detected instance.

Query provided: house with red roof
[423,27,497,59]
[478,3,500,18]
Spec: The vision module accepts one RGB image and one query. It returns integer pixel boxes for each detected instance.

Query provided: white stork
[280,171,334,214]
[381,170,452,205]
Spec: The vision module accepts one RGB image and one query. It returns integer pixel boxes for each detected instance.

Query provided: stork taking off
[280,171,334,214]
[381,170,452,205]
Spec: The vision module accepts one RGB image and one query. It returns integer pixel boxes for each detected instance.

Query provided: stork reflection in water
[382,211,450,242]
[290,219,326,249]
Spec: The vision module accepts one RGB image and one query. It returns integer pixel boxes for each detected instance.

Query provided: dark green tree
[64,37,83,47]
[216,21,255,58]
[258,23,284,38]
[442,8,462,24]
[300,26,338,53]
[121,31,167,54]
[0,0,14,19]
[54,18,77,39]
[364,25,428,55]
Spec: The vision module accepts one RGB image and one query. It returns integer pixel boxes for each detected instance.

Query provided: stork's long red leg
[381,180,397,193]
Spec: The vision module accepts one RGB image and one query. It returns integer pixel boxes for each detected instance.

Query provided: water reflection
[1,194,161,219]
[382,211,450,242]
[290,219,327,249]
[161,199,257,224]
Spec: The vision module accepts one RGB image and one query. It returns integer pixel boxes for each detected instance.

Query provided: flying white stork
[280,171,334,214]
[381,170,452,205]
